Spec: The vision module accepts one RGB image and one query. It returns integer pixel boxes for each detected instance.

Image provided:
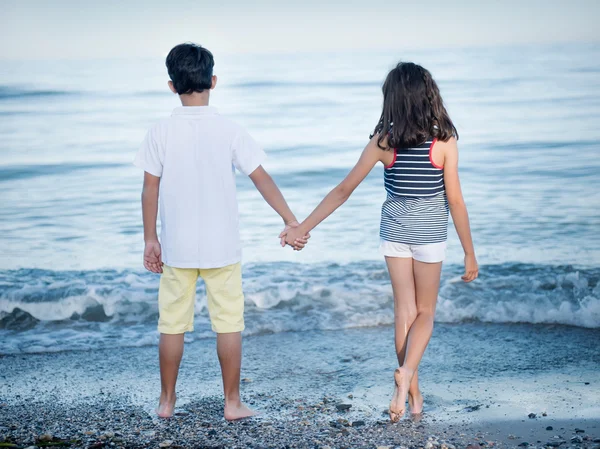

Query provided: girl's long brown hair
[371,62,458,150]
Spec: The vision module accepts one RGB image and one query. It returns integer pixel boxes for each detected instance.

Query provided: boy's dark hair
[372,62,458,149]
[166,43,214,95]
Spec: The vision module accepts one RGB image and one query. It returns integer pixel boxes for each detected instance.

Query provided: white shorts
[380,240,446,263]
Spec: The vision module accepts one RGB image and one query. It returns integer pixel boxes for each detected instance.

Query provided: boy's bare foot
[389,367,414,422]
[408,390,424,414]
[156,394,176,418]
[224,401,257,421]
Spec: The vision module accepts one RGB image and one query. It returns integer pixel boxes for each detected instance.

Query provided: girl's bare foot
[389,367,414,422]
[224,400,257,421]
[408,390,424,414]
[156,393,176,418]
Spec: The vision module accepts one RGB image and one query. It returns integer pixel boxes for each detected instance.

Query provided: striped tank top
[380,138,449,245]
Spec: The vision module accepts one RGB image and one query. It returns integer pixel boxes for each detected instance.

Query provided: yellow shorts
[157,263,245,334]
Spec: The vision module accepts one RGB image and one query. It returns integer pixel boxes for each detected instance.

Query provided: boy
[134,43,307,420]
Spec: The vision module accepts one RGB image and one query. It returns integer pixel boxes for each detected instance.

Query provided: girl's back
[381,138,449,245]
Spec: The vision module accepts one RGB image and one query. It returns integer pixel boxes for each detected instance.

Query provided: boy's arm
[248,166,308,250]
[142,172,163,273]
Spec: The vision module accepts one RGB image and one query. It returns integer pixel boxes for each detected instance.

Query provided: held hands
[279,221,310,251]
[144,239,163,273]
[462,253,478,282]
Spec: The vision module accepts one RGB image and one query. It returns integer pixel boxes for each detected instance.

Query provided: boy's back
[134,42,307,420]
[135,106,265,268]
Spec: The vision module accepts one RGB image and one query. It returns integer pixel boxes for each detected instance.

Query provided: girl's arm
[442,138,479,282]
[283,137,385,245]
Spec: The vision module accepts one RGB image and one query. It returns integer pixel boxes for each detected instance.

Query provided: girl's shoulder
[434,136,458,156]
[430,136,458,169]
[434,136,458,149]
[367,133,395,167]
[433,136,459,168]
[368,132,391,150]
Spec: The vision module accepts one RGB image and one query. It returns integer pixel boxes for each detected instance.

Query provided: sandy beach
[2,324,598,448]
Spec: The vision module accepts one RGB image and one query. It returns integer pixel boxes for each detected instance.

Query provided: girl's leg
[404,260,442,370]
[385,257,420,421]
[393,260,442,418]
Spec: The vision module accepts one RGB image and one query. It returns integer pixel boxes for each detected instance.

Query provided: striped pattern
[384,139,444,197]
[380,139,449,245]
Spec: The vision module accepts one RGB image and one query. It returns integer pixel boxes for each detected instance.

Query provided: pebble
[0,395,542,449]
[465,404,482,412]
[518,442,529,447]
[546,426,553,431]
[571,435,583,443]
[38,433,53,442]
[528,413,537,419]
[376,446,392,449]
[337,418,349,427]
[574,428,585,433]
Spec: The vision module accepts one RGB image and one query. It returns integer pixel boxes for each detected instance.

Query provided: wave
[489,140,600,152]
[0,162,124,182]
[0,86,79,100]
[0,263,598,353]
[229,80,380,89]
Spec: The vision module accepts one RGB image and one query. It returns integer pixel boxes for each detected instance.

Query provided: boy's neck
[179,91,210,107]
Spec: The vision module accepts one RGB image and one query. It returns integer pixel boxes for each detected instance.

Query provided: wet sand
[1,324,599,448]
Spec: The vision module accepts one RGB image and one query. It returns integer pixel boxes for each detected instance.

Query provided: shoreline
[2,319,599,357]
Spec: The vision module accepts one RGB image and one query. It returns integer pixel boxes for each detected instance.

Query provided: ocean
[1,43,599,355]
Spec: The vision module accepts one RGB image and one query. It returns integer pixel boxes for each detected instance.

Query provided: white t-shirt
[133,106,266,269]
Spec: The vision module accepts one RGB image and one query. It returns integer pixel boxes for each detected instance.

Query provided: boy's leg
[157,265,199,418]
[158,333,184,417]
[216,332,255,420]
[201,263,256,420]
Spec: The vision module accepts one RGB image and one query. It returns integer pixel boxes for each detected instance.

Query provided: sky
[1,0,599,60]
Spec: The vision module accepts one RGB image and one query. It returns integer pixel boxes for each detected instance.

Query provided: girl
[282,62,478,422]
